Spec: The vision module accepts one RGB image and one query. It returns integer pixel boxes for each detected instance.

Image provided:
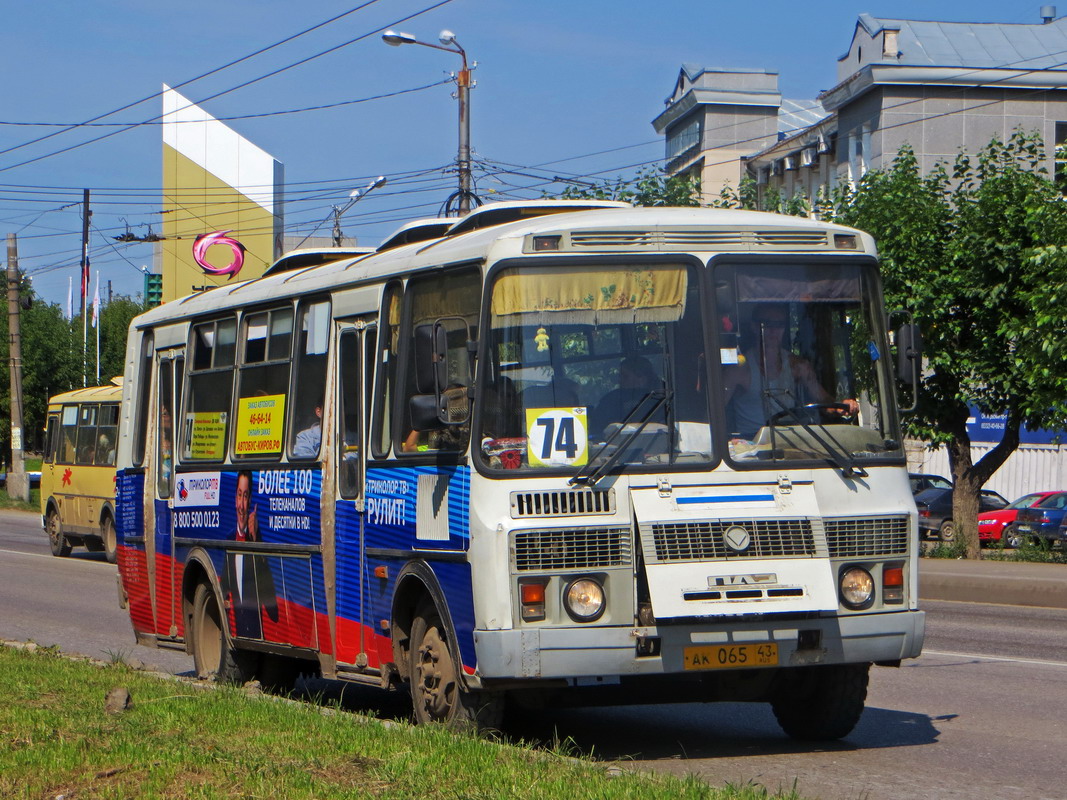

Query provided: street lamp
[332,175,387,246]
[382,29,477,215]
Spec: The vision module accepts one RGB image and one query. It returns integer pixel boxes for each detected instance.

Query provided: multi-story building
[655,8,1067,207]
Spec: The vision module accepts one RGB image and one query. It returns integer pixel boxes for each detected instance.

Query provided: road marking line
[0,548,114,567]
[923,648,1067,669]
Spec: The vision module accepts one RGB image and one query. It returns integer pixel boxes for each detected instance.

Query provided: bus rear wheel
[190,582,257,684]
[101,515,117,564]
[770,663,869,741]
[409,602,502,731]
[46,508,72,558]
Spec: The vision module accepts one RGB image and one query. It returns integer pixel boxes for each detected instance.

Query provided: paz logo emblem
[723,525,751,552]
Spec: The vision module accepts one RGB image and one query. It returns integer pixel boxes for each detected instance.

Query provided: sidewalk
[919,557,1067,608]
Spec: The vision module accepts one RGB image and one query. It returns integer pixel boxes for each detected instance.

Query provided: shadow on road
[499,701,940,760]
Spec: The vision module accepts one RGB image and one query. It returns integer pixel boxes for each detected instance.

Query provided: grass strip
[0,643,802,800]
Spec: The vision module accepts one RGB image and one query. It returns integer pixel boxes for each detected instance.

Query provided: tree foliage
[1,285,147,459]
[555,167,702,207]
[831,132,1067,556]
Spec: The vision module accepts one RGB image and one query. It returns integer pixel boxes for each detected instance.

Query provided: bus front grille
[824,516,909,557]
[648,519,817,562]
[510,488,615,518]
[513,527,632,571]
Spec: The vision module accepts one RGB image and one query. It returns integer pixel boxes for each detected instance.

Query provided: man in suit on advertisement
[225,470,277,639]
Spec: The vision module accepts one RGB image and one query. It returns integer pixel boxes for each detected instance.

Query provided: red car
[977,491,1059,547]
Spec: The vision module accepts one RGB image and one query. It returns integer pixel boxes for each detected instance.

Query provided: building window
[1055,122,1067,196]
[667,118,700,160]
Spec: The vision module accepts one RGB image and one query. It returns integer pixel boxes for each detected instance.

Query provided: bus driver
[723,303,859,441]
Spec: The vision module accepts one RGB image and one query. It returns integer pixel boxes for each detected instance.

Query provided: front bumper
[473,610,926,681]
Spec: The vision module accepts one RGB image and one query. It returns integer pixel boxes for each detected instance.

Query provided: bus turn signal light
[883,564,904,603]
[520,582,546,622]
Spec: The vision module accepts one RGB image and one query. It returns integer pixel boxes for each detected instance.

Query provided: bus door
[334,319,376,668]
[153,351,184,639]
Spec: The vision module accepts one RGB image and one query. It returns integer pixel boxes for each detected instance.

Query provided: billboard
[161,85,283,302]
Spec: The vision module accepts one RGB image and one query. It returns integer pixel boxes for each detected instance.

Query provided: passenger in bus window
[159,406,173,486]
[723,303,858,441]
[98,434,115,466]
[590,355,664,437]
[293,404,322,458]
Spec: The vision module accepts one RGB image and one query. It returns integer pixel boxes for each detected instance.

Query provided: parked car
[978,491,1060,547]
[1010,491,1067,545]
[909,472,952,495]
[915,486,1008,541]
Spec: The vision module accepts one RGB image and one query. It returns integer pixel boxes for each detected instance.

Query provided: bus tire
[190,582,258,684]
[409,601,502,731]
[101,514,117,564]
[770,663,869,741]
[46,507,72,558]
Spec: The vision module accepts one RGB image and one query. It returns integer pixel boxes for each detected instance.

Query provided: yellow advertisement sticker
[526,407,588,467]
[234,394,286,456]
[187,411,227,460]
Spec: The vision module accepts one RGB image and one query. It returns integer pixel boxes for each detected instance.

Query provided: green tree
[556,167,701,206]
[2,286,146,459]
[833,132,1067,557]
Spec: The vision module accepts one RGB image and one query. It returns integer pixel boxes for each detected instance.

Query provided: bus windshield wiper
[570,391,667,487]
[765,398,868,479]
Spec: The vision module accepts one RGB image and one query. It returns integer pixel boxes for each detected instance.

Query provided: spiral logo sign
[192,230,246,279]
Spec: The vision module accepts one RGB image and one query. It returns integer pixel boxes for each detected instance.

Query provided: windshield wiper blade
[570,391,667,487]
[765,397,867,479]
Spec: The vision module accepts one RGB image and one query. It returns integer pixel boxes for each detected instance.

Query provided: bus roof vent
[510,488,616,518]
[568,228,834,251]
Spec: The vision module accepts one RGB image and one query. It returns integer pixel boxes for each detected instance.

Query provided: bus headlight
[563,578,605,622]
[839,567,874,609]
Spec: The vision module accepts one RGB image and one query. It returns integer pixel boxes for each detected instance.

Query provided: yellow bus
[40,378,122,562]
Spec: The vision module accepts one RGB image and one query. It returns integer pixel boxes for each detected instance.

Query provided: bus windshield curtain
[491,266,687,325]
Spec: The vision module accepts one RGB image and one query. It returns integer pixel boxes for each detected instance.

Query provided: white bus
[115,200,923,739]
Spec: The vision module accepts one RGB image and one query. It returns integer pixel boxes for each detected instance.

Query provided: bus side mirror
[896,323,922,384]
[408,393,442,432]
[894,320,922,413]
[413,324,447,394]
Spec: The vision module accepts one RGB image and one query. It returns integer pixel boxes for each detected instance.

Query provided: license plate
[1017,525,1032,532]
[683,642,779,670]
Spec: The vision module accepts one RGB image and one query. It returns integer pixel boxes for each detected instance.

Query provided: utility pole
[80,188,90,387]
[6,233,29,502]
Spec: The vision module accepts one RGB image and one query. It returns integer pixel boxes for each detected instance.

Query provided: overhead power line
[0,0,456,174]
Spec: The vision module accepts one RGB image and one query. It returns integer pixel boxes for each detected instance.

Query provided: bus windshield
[478,260,902,474]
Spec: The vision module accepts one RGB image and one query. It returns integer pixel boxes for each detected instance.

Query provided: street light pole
[331,175,386,247]
[383,29,477,215]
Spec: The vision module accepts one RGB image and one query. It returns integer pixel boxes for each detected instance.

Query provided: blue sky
[1,0,1035,306]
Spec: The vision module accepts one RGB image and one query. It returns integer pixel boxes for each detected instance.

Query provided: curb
[919,559,1067,608]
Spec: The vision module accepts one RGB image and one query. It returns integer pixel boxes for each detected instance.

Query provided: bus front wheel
[409,602,502,731]
[770,663,869,741]
[190,582,257,684]
[46,508,71,558]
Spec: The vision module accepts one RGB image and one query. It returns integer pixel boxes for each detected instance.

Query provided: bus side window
[186,318,236,461]
[236,307,293,461]
[399,268,479,454]
[96,404,119,466]
[76,404,98,465]
[43,417,58,464]
[289,300,330,461]
[60,406,78,464]
[372,282,401,458]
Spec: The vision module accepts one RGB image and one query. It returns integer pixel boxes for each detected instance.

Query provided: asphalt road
[2,508,1065,799]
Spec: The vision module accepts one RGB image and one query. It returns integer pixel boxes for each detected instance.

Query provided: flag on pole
[66,277,73,320]
[91,272,100,328]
